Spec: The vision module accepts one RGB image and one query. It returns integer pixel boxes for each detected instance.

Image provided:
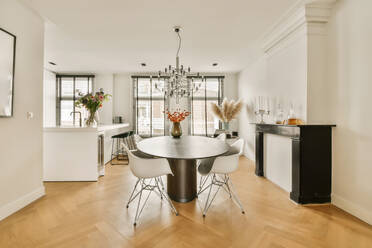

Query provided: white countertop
[43,123,130,132]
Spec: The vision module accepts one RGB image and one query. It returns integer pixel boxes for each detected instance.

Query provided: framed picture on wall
[0,27,16,117]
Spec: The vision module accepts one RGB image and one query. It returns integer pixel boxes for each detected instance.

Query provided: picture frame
[0,27,16,117]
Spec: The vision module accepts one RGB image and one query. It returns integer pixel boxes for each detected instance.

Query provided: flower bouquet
[210,98,243,131]
[75,88,111,126]
[164,109,190,138]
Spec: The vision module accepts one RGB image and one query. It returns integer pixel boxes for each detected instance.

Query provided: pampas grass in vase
[210,98,243,131]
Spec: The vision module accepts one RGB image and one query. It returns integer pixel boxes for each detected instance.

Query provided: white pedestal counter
[43,123,130,181]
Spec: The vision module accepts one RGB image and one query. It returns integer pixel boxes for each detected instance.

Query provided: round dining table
[137,136,229,203]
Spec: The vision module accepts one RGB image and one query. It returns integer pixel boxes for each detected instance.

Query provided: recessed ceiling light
[212,63,218,66]
[141,63,146,67]
[49,61,56,66]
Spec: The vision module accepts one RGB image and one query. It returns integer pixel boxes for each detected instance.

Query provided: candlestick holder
[255,109,270,124]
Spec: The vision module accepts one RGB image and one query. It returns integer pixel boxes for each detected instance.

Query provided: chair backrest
[122,144,172,178]
[133,134,143,143]
[211,138,244,174]
[216,133,226,141]
[230,138,244,156]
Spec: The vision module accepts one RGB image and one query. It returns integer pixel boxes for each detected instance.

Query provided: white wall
[237,44,305,189]
[0,0,44,220]
[94,74,114,124]
[238,57,267,159]
[224,73,239,100]
[43,69,56,127]
[237,31,308,161]
[113,73,133,126]
[238,0,372,224]
[326,0,372,225]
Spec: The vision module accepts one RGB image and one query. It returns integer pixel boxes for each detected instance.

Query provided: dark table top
[137,136,230,160]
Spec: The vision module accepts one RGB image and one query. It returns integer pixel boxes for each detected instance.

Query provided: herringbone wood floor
[1,157,371,248]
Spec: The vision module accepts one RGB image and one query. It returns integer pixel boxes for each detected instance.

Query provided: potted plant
[75,88,111,127]
[210,98,243,131]
[164,109,190,138]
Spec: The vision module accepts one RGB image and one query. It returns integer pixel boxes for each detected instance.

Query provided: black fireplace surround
[254,124,336,204]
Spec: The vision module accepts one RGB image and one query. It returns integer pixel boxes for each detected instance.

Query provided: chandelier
[155,26,201,103]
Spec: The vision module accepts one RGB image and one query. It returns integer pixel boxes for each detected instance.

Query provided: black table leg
[167,159,197,203]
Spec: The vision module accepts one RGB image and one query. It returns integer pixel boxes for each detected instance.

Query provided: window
[191,77,224,136]
[56,75,94,126]
[132,76,223,137]
[133,77,165,137]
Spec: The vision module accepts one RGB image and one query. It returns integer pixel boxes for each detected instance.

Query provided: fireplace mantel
[254,123,336,204]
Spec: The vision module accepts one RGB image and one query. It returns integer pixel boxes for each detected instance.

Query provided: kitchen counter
[43,123,130,133]
[43,123,131,181]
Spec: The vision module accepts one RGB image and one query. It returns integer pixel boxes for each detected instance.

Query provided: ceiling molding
[262,0,337,53]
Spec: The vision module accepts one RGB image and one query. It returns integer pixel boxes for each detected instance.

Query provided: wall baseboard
[332,194,372,225]
[0,186,45,221]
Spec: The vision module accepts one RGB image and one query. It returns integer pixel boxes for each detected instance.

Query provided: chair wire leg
[133,179,144,226]
[199,175,204,190]
[197,174,211,196]
[127,178,140,208]
[203,174,221,217]
[155,179,178,216]
[158,176,165,190]
[227,176,245,214]
[224,175,232,198]
[134,179,154,226]
[154,178,163,200]
[204,186,221,217]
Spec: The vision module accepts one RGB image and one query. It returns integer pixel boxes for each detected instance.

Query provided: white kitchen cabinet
[43,124,130,181]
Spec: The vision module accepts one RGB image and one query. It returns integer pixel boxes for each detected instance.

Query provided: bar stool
[111,132,129,165]
[111,131,136,165]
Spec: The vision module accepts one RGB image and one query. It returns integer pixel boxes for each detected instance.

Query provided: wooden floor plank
[0,157,371,248]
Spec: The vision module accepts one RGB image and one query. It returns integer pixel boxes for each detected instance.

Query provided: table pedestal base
[167,159,197,203]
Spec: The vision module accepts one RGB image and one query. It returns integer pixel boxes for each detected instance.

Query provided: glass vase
[86,111,98,127]
[223,122,230,131]
[171,122,182,138]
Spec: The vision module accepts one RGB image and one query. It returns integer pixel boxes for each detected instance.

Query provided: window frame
[132,75,224,137]
[190,76,224,136]
[56,75,94,126]
[132,76,167,137]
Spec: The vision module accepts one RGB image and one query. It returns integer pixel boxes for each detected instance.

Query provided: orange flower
[163,109,191,123]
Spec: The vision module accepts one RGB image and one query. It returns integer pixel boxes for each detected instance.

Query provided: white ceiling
[24,0,297,73]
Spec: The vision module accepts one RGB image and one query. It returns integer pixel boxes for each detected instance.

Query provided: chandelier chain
[156,26,201,104]
[176,31,181,58]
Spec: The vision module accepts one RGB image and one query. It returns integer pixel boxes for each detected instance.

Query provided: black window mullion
[57,77,61,126]
[191,78,194,135]
[72,77,76,125]
[204,77,207,136]
[218,78,221,129]
[163,79,166,136]
[150,77,153,137]
[136,79,139,134]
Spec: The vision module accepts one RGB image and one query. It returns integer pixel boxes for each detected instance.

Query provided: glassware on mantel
[287,103,297,125]
[254,96,270,124]
[275,104,284,124]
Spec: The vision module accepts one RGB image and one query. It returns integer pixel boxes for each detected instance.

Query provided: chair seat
[131,150,155,159]
[197,158,215,175]
[197,145,240,175]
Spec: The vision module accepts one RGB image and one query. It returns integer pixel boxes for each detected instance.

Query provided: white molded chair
[133,134,143,144]
[123,145,178,226]
[197,133,226,195]
[199,138,245,217]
